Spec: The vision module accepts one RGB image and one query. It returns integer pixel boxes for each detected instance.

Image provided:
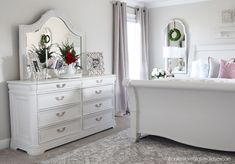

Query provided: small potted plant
[58,41,80,75]
[30,34,54,68]
[30,44,53,67]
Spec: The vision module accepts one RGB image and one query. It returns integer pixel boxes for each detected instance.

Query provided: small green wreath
[168,28,181,42]
[40,34,50,46]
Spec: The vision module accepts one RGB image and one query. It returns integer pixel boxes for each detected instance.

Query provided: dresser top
[7,74,116,85]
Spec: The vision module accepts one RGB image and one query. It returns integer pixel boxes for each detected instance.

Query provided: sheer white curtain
[127,16,141,79]
[127,7,149,80]
[113,1,129,116]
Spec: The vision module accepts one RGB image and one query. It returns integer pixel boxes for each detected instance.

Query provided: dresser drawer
[83,98,113,115]
[83,110,113,130]
[38,105,81,127]
[82,77,115,88]
[39,119,81,143]
[38,90,81,109]
[37,81,81,93]
[83,85,113,101]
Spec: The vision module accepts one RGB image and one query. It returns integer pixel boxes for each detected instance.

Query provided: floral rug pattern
[41,129,235,164]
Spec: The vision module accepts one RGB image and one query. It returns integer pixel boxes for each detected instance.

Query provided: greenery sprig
[30,44,54,63]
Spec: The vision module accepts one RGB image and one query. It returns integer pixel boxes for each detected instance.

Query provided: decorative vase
[67,64,75,75]
[59,63,83,79]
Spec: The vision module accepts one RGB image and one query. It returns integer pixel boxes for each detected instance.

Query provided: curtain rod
[127,5,136,10]
[110,0,141,9]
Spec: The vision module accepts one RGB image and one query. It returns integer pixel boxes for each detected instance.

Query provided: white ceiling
[130,0,212,8]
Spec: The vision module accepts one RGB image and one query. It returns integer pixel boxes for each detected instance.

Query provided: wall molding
[0,138,10,149]
[145,0,212,8]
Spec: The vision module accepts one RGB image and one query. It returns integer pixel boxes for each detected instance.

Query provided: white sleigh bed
[124,44,235,152]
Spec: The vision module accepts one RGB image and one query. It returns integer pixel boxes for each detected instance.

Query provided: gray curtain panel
[113,2,129,116]
[136,8,149,80]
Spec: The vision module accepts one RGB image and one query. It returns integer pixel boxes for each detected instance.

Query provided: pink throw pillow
[218,59,235,79]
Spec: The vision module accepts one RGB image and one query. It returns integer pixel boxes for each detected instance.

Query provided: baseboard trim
[0,138,10,149]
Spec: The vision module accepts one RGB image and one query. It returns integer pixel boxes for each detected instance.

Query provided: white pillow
[190,59,209,78]
[208,57,220,78]
[190,60,199,78]
[198,59,209,78]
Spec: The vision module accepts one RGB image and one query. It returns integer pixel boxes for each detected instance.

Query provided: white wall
[149,0,235,71]
[0,0,113,143]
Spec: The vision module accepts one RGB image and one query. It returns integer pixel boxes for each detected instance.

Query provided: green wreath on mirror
[40,34,51,46]
[168,28,181,42]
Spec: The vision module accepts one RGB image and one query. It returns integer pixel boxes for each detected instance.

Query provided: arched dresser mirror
[163,19,188,74]
[19,10,85,80]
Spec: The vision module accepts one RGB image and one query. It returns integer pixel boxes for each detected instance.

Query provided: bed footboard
[124,79,235,151]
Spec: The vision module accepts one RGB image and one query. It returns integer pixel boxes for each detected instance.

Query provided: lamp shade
[163,47,186,58]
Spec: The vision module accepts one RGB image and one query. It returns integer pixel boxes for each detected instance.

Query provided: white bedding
[127,78,235,91]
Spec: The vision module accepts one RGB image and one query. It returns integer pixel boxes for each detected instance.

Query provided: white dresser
[8,75,116,155]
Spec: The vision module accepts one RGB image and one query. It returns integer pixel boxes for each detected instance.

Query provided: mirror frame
[19,10,85,80]
[164,19,188,74]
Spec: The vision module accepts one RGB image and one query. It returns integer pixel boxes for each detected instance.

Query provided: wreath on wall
[168,20,181,42]
[168,28,181,41]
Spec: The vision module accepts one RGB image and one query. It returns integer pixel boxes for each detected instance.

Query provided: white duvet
[127,78,235,91]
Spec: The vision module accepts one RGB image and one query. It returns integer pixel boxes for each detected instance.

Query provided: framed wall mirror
[163,19,188,74]
[19,10,85,80]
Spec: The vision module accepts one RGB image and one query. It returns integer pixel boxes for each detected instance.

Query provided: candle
[45,48,48,68]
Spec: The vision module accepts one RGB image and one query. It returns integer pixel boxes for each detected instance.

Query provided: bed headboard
[188,44,235,75]
[194,44,235,61]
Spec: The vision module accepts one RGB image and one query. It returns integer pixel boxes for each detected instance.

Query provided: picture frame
[55,59,63,70]
[166,57,186,74]
[48,56,61,69]
[222,9,234,24]
[32,59,41,73]
[86,52,105,75]
[25,52,44,80]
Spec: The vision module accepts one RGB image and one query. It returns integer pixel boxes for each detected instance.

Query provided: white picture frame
[222,9,234,24]
[25,52,44,80]
[86,52,105,75]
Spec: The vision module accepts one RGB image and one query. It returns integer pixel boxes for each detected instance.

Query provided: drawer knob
[95,90,102,94]
[96,79,103,83]
[56,127,66,133]
[55,96,65,101]
[56,111,66,117]
[56,84,66,88]
[95,103,102,108]
[96,117,103,121]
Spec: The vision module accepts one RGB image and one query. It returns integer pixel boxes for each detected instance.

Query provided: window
[127,12,141,79]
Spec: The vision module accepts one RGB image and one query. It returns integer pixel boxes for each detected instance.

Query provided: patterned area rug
[41,129,235,164]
